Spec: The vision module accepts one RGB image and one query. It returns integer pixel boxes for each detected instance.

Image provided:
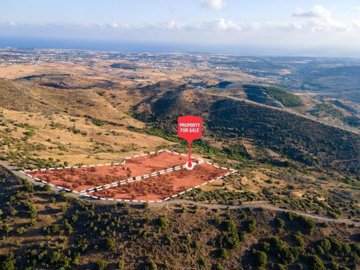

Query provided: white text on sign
[179,123,201,133]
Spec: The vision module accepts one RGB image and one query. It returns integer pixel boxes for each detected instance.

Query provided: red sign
[178,115,203,169]
[178,115,203,143]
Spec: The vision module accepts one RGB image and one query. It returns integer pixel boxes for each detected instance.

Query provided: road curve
[1,161,359,227]
[154,199,360,226]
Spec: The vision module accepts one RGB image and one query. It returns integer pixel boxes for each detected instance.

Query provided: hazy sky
[1,0,360,56]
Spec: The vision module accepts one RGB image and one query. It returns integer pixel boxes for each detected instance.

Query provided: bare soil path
[1,161,359,227]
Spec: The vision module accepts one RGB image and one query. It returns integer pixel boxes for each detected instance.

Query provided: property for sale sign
[178,115,202,143]
[178,115,203,169]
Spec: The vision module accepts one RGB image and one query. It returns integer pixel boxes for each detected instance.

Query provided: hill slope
[243,84,303,108]
[0,165,358,270]
[0,79,56,113]
[135,89,360,177]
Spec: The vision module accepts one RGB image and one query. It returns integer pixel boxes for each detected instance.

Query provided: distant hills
[1,74,358,177]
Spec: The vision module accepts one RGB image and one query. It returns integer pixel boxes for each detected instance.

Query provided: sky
[1,0,360,56]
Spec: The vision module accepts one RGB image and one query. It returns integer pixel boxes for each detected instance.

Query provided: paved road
[1,161,359,227]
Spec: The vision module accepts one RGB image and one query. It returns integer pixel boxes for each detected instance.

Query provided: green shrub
[213,263,224,270]
[253,250,267,268]
[306,255,326,270]
[218,248,228,259]
[198,256,207,268]
[91,119,105,126]
[274,217,285,230]
[144,257,157,270]
[0,252,15,270]
[117,256,125,270]
[96,260,108,270]
[105,238,116,250]
[275,263,286,270]
[294,232,304,247]
[243,219,257,233]
[222,220,237,233]
[158,216,169,229]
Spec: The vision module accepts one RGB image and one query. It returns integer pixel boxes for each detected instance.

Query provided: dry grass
[0,108,170,166]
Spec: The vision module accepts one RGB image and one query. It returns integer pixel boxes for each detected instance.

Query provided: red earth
[27,151,194,192]
[92,163,229,201]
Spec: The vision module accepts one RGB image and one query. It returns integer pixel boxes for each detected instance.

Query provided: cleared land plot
[27,151,191,192]
[91,163,230,201]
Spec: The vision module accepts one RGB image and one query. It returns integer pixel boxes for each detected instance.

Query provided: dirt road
[156,199,360,226]
[1,161,359,227]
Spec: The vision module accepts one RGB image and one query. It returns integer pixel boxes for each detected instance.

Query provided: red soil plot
[92,163,230,202]
[27,151,192,192]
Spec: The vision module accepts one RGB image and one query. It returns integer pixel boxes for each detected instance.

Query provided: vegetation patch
[243,84,303,108]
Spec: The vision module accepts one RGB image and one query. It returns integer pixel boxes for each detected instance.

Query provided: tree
[294,232,304,247]
[307,255,326,270]
[222,220,237,233]
[217,232,239,250]
[144,257,157,270]
[117,256,125,270]
[213,263,224,270]
[97,260,108,270]
[243,219,257,233]
[218,248,228,259]
[198,256,207,269]
[275,264,286,270]
[301,217,315,235]
[158,216,169,229]
[274,217,285,230]
[105,238,116,250]
[0,252,16,270]
[253,250,267,268]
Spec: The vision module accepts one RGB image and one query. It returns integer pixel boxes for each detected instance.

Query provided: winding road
[155,199,360,226]
[1,161,359,227]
